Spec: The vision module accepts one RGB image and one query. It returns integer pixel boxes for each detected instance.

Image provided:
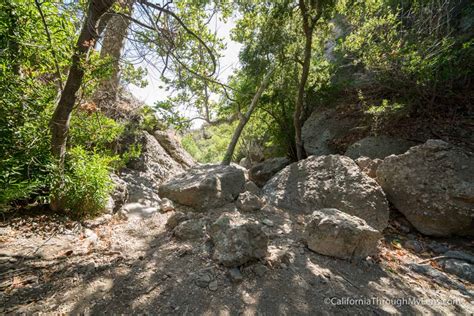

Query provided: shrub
[51,147,117,217]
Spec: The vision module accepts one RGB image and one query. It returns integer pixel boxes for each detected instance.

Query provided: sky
[127,14,242,108]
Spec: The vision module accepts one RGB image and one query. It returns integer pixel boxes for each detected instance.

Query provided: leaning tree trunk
[94,0,133,112]
[294,0,322,161]
[222,67,275,165]
[50,0,116,162]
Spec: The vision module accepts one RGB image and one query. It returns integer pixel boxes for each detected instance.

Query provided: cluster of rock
[160,164,269,267]
[300,108,473,237]
[114,112,473,271]
[240,141,471,262]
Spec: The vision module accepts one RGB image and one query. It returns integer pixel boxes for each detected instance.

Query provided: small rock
[440,259,474,283]
[84,228,99,244]
[266,246,295,268]
[209,213,268,267]
[173,219,207,240]
[195,273,212,288]
[160,198,175,213]
[262,219,274,227]
[355,157,383,178]
[208,280,218,291]
[236,191,264,212]
[428,242,449,254]
[114,209,128,221]
[304,208,382,260]
[166,211,188,230]
[249,157,291,187]
[228,268,243,283]
[404,239,424,253]
[253,264,268,277]
[244,181,262,196]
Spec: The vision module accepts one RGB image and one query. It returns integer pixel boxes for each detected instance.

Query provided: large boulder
[158,164,246,211]
[377,140,474,236]
[153,130,195,168]
[345,136,417,159]
[249,157,291,187]
[304,209,382,260]
[263,155,389,231]
[209,213,268,267]
[302,108,360,156]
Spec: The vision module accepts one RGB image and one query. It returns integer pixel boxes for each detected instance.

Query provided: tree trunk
[50,0,116,161]
[94,0,133,111]
[222,67,274,165]
[294,28,313,161]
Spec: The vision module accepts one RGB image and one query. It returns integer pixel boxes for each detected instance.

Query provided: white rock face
[377,139,474,236]
[304,208,382,260]
[209,213,268,267]
[158,164,246,211]
[263,155,389,231]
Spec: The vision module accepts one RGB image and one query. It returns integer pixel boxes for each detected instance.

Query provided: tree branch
[34,0,63,90]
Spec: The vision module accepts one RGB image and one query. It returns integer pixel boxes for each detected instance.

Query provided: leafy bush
[51,147,116,217]
[69,110,125,152]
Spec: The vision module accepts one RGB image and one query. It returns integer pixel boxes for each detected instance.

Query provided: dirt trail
[1,205,473,315]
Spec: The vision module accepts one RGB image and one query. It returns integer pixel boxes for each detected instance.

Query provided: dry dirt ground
[1,204,473,315]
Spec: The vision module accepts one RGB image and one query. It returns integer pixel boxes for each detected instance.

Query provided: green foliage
[0,0,127,213]
[51,147,116,217]
[0,0,79,209]
[337,0,474,107]
[69,111,125,152]
[138,105,161,132]
[121,63,148,88]
[182,124,240,163]
[119,143,142,168]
